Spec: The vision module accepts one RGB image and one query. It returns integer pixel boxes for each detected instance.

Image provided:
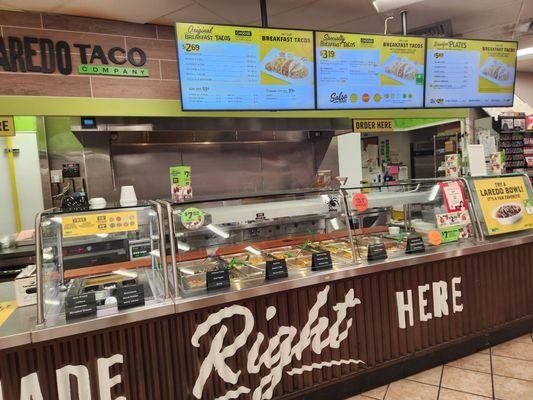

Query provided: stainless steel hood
[70,117,353,133]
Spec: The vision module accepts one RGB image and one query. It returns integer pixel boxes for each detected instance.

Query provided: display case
[162,180,481,298]
[35,201,169,327]
[345,179,478,259]
[161,190,355,297]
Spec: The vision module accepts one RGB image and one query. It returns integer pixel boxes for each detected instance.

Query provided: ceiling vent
[408,19,453,37]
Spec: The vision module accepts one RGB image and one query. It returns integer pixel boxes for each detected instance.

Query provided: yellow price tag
[0,301,16,327]
[62,211,139,238]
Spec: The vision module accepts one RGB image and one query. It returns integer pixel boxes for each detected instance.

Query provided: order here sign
[0,116,14,137]
[353,119,394,133]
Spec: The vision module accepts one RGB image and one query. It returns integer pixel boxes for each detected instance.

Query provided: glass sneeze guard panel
[165,190,355,297]
[344,179,477,259]
[37,202,168,327]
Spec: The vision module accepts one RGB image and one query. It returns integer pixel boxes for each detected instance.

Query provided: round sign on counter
[427,230,442,246]
[352,193,369,212]
[181,207,205,230]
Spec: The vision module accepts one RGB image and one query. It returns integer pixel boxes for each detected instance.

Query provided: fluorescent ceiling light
[372,0,424,13]
[517,47,533,58]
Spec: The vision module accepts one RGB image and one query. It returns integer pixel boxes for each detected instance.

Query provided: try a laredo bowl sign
[0,35,150,77]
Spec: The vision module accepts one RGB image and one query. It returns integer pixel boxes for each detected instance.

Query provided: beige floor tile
[509,334,533,344]
[438,388,492,400]
[492,340,533,361]
[493,375,533,400]
[447,353,491,374]
[345,395,375,400]
[492,355,533,382]
[384,380,438,400]
[441,366,493,398]
[361,385,389,399]
[478,348,490,355]
[407,366,443,386]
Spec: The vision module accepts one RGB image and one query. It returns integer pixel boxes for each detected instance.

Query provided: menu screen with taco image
[315,32,425,109]
[473,176,533,235]
[176,23,315,110]
[425,38,517,108]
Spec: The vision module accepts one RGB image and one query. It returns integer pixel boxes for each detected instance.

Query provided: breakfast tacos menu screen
[425,38,517,108]
[315,32,425,109]
[176,23,315,110]
[472,176,533,236]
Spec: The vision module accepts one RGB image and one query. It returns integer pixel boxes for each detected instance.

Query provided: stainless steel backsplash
[44,117,345,204]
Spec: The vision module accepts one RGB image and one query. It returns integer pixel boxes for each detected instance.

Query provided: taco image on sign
[492,203,523,225]
[262,50,312,84]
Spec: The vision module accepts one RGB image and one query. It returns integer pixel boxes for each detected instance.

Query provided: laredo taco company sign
[0,35,150,77]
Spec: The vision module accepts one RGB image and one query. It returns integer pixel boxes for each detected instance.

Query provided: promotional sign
[315,32,425,109]
[439,181,467,212]
[0,116,14,137]
[353,119,394,132]
[425,38,517,108]
[176,23,315,110]
[170,166,192,202]
[62,211,139,238]
[472,176,533,235]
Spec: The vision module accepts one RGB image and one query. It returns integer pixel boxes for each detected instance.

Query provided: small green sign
[439,227,461,243]
[78,64,150,77]
[170,166,192,202]
[180,207,205,230]
[416,73,424,85]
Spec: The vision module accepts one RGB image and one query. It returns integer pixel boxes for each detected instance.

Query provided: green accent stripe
[13,116,37,132]
[0,96,469,119]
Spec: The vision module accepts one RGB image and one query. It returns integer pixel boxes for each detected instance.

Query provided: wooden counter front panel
[0,243,531,399]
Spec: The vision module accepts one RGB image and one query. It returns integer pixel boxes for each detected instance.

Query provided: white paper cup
[120,186,137,206]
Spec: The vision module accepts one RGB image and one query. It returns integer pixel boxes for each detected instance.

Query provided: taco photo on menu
[492,203,523,225]
[381,55,422,85]
[262,50,311,84]
[479,57,514,87]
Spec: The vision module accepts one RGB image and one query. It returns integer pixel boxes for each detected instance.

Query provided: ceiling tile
[0,0,69,12]
[325,14,386,34]
[266,0,317,16]
[452,2,521,36]
[149,3,229,26]
[269,0,376,30]
[52,0,193,24]
[195,0,260,24]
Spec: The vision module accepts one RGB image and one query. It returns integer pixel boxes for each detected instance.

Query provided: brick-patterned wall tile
[126,37,177,60]
[91,76,179,99]
[0,74,92,96]
[0,11,42,28]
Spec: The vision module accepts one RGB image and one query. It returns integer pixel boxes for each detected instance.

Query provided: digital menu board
[315,32,425,109]
[176,23,315,111]
[425,38,517,108]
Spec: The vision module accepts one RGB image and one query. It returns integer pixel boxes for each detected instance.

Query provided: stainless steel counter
[1,232,532,350]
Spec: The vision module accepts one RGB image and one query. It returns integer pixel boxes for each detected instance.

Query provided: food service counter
[0,178,531,400]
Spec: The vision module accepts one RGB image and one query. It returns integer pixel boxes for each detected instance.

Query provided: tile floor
[346,332,533,400]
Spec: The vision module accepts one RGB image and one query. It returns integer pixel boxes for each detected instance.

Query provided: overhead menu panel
[176,23,315,111]
[315,32,425,109]
[425,38,517,108]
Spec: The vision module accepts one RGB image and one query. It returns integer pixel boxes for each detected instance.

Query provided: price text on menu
[315,32,425,109]
[425,38,517,108]
[176,23,315,111]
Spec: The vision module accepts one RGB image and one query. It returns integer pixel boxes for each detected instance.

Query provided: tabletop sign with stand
[471,175,533,235]
[265,259,288,280]
[117,284,145,310]
[311,251,333,271]
[206,269,230,291]
[65,292,97,321]
[406,236,426,254]
[367,243,388,261]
